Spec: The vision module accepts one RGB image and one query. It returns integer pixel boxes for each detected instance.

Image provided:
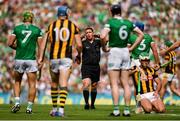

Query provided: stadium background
[0,0,179,105]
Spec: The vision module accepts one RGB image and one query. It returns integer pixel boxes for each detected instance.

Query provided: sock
[15,97,20,105]
[53,107,58,112]
[27,101,33,110]
[113,105,120,115]
[51,87,58,109]
[91,89,97,106]
[83,89,89,105]
[59,87,68,114]
[124,105,130,111]
[59,107,64,114]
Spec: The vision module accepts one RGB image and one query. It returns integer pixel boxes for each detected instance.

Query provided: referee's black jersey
[82,38,101,66]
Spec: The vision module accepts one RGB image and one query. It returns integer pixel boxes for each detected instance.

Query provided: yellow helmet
[23,11,34,23]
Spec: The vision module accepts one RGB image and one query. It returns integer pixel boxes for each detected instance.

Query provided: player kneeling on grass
[130,53,165,113]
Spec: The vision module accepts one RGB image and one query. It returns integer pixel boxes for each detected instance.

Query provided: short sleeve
[12,27,17,35]
[74,25,80,34]
[131,22,136,30]
[37,28,43,37]
[153,69,158,78]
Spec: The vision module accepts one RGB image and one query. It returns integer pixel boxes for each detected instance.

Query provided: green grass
[0,104,180,120]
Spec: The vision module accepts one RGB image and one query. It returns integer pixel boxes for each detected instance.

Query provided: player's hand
[37,59,43,70]
[160,50,166,56]
[128,47,133,52]
[153,91,159,98]
[75,54,81,64]
[103,46,110,52]
[94,34,100,38]
[136,94,141,102]
[154,64,160,70]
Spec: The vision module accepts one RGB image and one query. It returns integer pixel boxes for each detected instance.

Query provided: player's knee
[51,82,58,88]
[91,82,97,90]
[157,106,166,113]
[29,83,36,89]
[60,87,68,91]
[83,80,90,88]
[143,105,152,113]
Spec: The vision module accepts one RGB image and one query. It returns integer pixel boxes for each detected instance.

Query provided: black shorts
[81,65,100,83]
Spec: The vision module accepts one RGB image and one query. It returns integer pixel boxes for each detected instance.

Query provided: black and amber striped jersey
[132,66,158,95]
[164,51,176,74]
[47,19,79,59]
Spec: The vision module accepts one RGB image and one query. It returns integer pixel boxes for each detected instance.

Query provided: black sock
[83,89,89,105]
[91,89,97,106]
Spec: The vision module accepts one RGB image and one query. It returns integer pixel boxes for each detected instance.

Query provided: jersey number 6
[119,25,128,40]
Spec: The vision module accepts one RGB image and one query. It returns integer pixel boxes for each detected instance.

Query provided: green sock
[124,105,130,111]
[114,105,119,111]
[27,102,33,110]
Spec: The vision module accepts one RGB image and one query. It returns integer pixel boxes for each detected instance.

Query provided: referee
[80,27,104,110]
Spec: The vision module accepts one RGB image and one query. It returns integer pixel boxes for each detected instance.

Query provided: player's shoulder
[31,24,41,30]
[144,33,151,38]
[14,23,24,28]
[144,33,153,41]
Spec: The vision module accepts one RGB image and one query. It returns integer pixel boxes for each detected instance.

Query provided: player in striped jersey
[130,53,165,113]
[160,41,180,99]
[42,6,82,117]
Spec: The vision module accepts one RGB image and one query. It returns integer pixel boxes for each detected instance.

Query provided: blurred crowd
[0,0,179,96]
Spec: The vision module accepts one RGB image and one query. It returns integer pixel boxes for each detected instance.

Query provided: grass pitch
[0,104,179,120]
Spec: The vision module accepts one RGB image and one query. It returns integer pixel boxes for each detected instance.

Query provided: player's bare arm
[100,28,110,52]
[154,77,161,97]
[75,34,82,64]
[37,36,43,69]
[7,34,17,49]
[160,41,180,56]
[129,27,144,52]
[151,42,160,64]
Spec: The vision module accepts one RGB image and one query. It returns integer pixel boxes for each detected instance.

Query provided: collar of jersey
[114,16,122,20]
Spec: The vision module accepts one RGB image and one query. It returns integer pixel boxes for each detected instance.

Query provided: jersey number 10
[54,27,70,42]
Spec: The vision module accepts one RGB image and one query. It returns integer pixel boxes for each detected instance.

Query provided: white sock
[15,97,20,105]
[59,107,64,114]
[113,110,120,115]
[53,107,58,112]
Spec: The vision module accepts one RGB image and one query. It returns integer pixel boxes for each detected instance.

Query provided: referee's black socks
[83,88,89,106]
[91,88,97,107]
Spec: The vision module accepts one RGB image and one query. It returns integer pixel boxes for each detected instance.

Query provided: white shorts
[130,58,140,67]
[107,47,130,70]
[138,92,160,102]
[14,60,38,73]
[50,58,73,73]
[160,73,177,82]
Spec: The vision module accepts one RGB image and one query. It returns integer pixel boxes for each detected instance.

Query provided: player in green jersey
[100,4,144,117]
[128,22,160,67]
[128,22,160,113]
[7,11,43,114]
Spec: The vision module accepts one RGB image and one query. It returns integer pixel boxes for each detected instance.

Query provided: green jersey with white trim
[105,17,135,48]
[128,33,154,59]
[12,24,42,60]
